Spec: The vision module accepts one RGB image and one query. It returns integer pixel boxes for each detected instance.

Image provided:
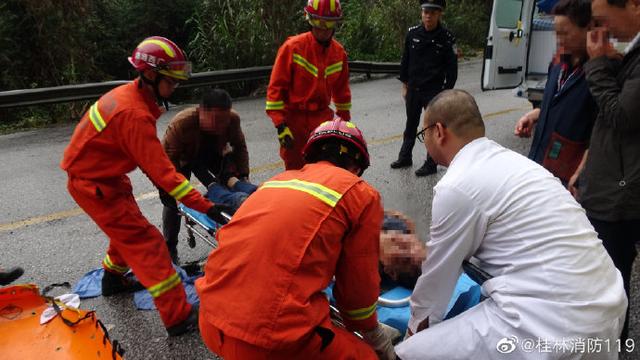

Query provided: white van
[481,0,559,107]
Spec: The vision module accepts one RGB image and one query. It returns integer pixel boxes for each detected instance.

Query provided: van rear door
[481,0,533,90]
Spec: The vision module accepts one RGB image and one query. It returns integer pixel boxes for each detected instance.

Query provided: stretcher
[177,204,489,335]
[177,203,231,249]
[0,284,124,360]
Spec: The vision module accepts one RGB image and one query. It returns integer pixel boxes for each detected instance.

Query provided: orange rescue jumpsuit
[266,32,352,170]
[196,161,382,359]
[61,79,213,328]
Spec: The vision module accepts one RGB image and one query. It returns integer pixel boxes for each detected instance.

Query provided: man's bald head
[424,89,485,140]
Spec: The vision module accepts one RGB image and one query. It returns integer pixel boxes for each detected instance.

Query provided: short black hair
[553,0,592,28]
[607,0,628,8]
[201,88,232,109]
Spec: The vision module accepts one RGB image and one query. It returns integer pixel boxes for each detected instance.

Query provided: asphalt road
[1,60,637,359]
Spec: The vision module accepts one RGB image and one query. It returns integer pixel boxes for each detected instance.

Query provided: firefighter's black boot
[102,270,144,296]
[166,304,199,336]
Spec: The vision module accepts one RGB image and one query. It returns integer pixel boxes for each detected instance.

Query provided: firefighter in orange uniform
[61,36,230,336]
[196,119,398,359]
[266,0,352,170]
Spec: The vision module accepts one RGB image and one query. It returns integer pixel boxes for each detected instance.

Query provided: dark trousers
[161,166,257,261]
[398,89,438,163]
[589,217,640,341]
[160,164,215,260]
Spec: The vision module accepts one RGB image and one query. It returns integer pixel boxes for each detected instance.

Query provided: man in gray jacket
[577,0,640,341]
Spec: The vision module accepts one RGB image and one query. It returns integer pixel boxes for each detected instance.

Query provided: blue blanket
[73,266,201,309]
[326,273,481,334]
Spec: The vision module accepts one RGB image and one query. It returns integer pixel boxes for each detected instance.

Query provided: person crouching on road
[395,90,626,359]
[60,36,230,337]
[196,119,398,359]
[266,0,352,170]
[160,88,257,264]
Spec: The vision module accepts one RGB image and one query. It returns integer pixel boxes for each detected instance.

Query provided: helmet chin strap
[139,72,170,110]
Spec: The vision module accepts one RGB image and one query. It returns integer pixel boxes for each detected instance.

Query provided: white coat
[395,138,627,360]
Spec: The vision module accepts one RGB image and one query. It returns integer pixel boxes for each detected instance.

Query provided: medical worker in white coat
[395,89,627,360]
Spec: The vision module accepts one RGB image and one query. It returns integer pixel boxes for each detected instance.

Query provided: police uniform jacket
[399,23,457,92]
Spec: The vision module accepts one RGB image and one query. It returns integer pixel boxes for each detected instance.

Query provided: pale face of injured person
[379,211,427,287]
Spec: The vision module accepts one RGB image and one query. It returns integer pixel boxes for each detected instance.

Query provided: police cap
[420,0,446,10]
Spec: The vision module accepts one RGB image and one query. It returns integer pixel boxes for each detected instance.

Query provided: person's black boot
[0,267,24,286]
[166,304,199,336]
[415,158,437,177]
[390,158,412,169]
[102,270,144,296]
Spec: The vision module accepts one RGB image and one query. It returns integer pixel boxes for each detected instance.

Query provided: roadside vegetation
[0,0,490,133]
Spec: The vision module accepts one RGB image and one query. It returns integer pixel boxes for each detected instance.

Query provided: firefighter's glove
[206,204,233,225]
[362,323,401,360]
[277,124,294,149]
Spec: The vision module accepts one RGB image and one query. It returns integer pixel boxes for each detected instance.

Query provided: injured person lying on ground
[178,194,483,349]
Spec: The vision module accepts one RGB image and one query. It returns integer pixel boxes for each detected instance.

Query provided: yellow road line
[0,106,527,233]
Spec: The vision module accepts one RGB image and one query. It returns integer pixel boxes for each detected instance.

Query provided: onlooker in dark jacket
[515,0,597,186]
[578,0,640,341]
[160,89,257,263]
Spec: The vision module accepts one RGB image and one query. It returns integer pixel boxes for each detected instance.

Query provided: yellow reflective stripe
[293,53,318,77]
[325,61,343,77]
[344,302,378,321]
[138,39,175,58]
[89,102,107,132]
[266,100,285,110]
[313,0,319,10]
[103,254,128,274]
[260,179,342,207]
[148,272,181,298]
[169,180,194,201]
[330,0,336,13]
[334,102,351,111]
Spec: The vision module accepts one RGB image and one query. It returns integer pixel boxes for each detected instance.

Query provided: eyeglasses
[416,123,438,143]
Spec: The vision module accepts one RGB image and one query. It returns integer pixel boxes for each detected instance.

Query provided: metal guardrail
[0,61,399,109]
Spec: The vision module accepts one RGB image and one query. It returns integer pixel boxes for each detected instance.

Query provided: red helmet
[128,36,192,80]
[303,118,370,172]
[305,0,343,28]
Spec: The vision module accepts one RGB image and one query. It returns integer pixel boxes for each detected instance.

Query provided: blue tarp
[73,266,201,309]
[133,266,201,310]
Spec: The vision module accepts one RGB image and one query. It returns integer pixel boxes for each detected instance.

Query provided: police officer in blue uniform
[391,0,457,176]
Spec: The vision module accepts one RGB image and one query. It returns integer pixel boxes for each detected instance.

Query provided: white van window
[495,0,524,28]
